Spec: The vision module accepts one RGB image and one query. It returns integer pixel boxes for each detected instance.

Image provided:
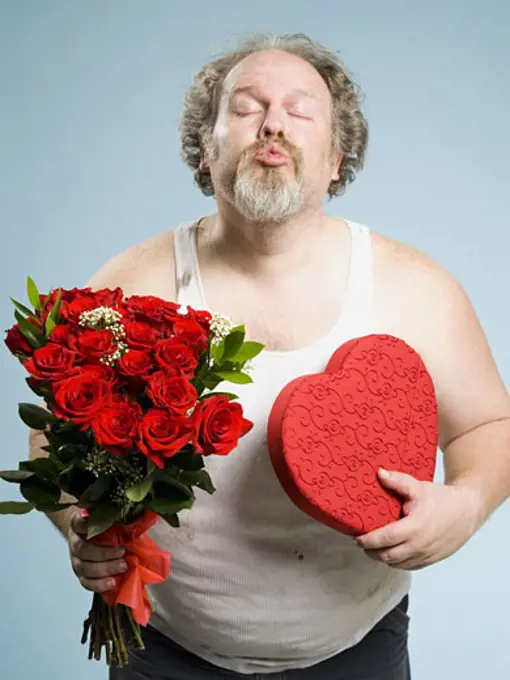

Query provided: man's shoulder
[368,228,472,346]
[86,225,181,298]
[371,229,463,303]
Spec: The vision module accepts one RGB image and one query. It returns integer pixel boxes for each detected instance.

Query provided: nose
[258,106,286,141]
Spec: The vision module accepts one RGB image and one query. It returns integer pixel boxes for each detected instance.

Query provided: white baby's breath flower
[79,306,123,329]
[209,313,235,345]
[79,306,128,366]
[177,304,188,315]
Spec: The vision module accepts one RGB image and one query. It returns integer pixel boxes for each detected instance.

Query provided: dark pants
[110,596,411,680]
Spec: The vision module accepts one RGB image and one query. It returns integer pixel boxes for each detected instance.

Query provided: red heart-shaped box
[267,334,438,536]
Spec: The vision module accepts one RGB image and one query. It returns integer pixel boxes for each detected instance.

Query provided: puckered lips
[254,143,289,167]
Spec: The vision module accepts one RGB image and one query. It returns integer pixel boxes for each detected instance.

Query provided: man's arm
[357,242,510,568]
[417,265,510,523]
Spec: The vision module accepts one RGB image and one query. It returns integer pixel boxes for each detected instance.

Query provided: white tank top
[148,218,411,674]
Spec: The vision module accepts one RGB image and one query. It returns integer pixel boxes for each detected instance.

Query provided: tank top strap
[339,220,376,336]
[174,219,208,310]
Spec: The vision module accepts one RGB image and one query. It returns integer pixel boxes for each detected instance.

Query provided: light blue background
[1,2,509,679]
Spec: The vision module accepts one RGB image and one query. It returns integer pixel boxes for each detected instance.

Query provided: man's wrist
[447,477,488,532]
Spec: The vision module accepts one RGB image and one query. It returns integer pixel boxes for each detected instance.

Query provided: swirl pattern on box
[267,334,438,535]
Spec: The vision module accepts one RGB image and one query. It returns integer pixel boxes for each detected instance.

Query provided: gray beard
[232,166,304,223]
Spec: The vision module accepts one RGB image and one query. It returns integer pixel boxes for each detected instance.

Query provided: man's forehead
[221,50,330,100]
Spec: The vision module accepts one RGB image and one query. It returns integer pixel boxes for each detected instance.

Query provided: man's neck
[200,204,331,279]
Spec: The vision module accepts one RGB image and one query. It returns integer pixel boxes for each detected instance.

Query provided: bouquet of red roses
[1,277,262,666]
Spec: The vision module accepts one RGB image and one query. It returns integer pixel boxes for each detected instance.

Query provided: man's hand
[355,468,484,571]
[68,511,128,593]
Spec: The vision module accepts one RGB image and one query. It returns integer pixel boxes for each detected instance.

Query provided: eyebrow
[228,85,320,102]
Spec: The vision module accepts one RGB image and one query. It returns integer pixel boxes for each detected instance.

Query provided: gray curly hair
[179,33,368,199]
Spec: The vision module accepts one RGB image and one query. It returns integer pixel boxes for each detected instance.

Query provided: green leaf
[179,469,216,494]
[201,375,223,391]
[153,472,194,500]
[200,391,239,401]
[221,329,245,362]
[20,477,61,508]
[160,513,180,528]
[58,464,96,497]
[147,497,194,516]
[26,276,42,311]
[210,338,225,364]
[14,312,44,348]
[231,341,265,363]
[44,502,75,512]
[86,503,122,539]
[169,450,204,471]
[0,470,34,483]
[54,444,82,463]
[25,377,51,399]
[45,316,56,335]
[46,289,62,328]
[18,403,56,430]
[10,297,34,317]
[79,476,111,506]
[0,501,34,514]
[213,371,253,385]
[126,472,154,503]
[21,457,62,483]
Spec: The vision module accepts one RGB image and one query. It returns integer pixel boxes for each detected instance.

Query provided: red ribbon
[82,509,170,626]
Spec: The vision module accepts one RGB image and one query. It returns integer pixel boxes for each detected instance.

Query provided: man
[31,33,510,679]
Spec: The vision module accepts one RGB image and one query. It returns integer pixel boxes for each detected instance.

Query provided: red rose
[40,288,70,322]
[48,324,73,346]
[117,349,154,377]
[172,318,209,356]
[192,395,253,456]
[153,339,198,378]
[68,329,116,358]
[40,289,63,310]
[60,295,98,324]
[91,287,124,308]
[161,304,186,327]
[147,372,197,414]
[4,325,34,357]
[41,287,92,310]
[52,373,113,427]
[78,363,118,385]
[124,321,162,350]
[187,307,212,332]
[24,343,79,381]
[92,400,141,455]
[137,410,193,468]
[44,287,124,324]
[126,295,180,324]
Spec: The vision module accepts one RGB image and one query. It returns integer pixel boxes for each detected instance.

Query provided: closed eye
[233,109,261,116]
[288,110,313,120]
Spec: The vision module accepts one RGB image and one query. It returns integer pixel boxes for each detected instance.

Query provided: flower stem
[93,596,102,660]
[125,608,145,650]
[82,596,143,666]
[113,605,129,666]
[106,601,122,665]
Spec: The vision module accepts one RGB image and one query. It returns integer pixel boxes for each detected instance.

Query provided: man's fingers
[70,512,89,537]
[364,544,410,566]
[70,534,125,562]
[71,556,128,579]
[356,516,414,551]
[377,468,423,499]
[78,576,119,594]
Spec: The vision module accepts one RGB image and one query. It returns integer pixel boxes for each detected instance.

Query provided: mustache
[240,138,303,166]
